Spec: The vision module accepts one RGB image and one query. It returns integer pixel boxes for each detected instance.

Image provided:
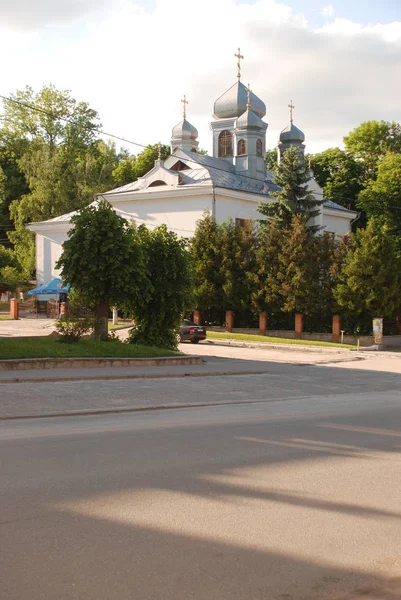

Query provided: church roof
[236,108,265,130]
[213,81,266,119]
[279,122,305,144]
[172,118,198,140]
[103,149,278,197]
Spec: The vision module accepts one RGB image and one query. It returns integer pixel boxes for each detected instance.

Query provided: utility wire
[0,91,346,204]
[0,92,300,187]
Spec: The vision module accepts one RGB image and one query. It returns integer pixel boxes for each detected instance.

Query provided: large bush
[128,225,193,349]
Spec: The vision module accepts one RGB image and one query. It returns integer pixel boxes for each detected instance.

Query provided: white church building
[29,66,358,285]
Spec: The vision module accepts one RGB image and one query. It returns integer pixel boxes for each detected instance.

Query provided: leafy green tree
[335,219,401,317]
[357,152,401,234]
[134,144,170,179]
[111,144,170,187]
[190,212,225,315]
[259,146,323,229]
[0,133,29,237]
[128,224,192,349]
[310,148,364,211]
[1,84,99,150]
[112,156,136,187]
[0,244,25,292]
[344,120,401,182]
[56,201,147,339]
[1,85,121,276]
[220,219,258,313]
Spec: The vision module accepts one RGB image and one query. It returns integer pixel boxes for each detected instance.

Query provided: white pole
[112,307,118,325]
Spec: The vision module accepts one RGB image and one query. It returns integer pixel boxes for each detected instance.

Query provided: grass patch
[0,316,12,321]
[206,331,355,349]
[0,337,179,360]
[109,321,133,330]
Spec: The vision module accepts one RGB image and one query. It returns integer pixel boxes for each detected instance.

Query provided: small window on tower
[218,130,233,157]
[256,139,263,157]
[237,139,246,156]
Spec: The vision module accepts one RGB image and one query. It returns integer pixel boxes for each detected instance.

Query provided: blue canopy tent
[27,278,70,296]
[27,278,71,317]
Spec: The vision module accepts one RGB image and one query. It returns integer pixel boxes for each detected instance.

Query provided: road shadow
[2,398,401,599]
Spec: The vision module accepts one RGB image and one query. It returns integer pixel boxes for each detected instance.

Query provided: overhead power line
[0,91,331,194]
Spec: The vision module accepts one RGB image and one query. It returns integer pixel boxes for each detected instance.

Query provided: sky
[0,0,400,155]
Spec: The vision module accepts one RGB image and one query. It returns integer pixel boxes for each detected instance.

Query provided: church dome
[279,123,305,144]
[172,118,198,140]
[213,81,266,119]
[236,108,264,130]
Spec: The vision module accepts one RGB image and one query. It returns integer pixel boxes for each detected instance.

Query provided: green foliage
[0,244,26,292]
[112,144,170,187]
[276,215,318,314]
[112,156,136,186]
[220,219,258,312]
[56,200,147,339]
[251,219,286,314]
[1,85,121,276]
[259,147,323,229]
[265,148,278,172]
[190,212,225,313]
[335,219,401,317]
[344,120,401,182]
[56,317,95,343]
[128,225,192,349]
[310,148,364,211]
[357,152,401,234]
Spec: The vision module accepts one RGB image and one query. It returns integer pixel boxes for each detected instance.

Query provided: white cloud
[0,0,118,30]
[322,4,335,18]
[0,0,400,156]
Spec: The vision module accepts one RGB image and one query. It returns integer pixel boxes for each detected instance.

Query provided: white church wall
[111,193,214,238]
[35,231,68,284]
[214,192,267,224]
[323,212,353,237]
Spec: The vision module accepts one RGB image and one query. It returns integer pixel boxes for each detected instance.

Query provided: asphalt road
[1,375,401,599]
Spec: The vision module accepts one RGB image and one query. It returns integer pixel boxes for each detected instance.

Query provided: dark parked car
[178,320,206,344]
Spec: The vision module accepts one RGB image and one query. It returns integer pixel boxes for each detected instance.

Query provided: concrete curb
[204,338,357,353]
[0,355,202,371]
[0,395,290,421]
[0,369,269,385]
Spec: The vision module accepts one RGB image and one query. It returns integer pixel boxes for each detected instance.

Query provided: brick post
[226,310,234,333]
[193,310,202,325]
[259,312,268,336]
[295,313,303,340]
[332,315,341,343]
[59,302,68,318]
[396,316,401,335]
[10,298,19,320]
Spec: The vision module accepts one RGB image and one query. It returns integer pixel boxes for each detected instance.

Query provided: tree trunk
[94,300,109,339]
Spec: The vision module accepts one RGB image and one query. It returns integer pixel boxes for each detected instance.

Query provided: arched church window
[148,180,167,187]
[237,139,246,156]
[218,130,233,157]
[256,139,263,157]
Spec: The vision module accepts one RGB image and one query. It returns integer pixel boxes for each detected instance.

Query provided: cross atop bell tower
[234,47,244,80]
[181,94,188,119]
[288,99,295,124]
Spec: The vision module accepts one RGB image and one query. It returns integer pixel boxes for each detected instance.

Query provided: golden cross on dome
[181,94,188,119]
[246,83,252,110]
[288,99,295,124]
[234,47,244,80]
